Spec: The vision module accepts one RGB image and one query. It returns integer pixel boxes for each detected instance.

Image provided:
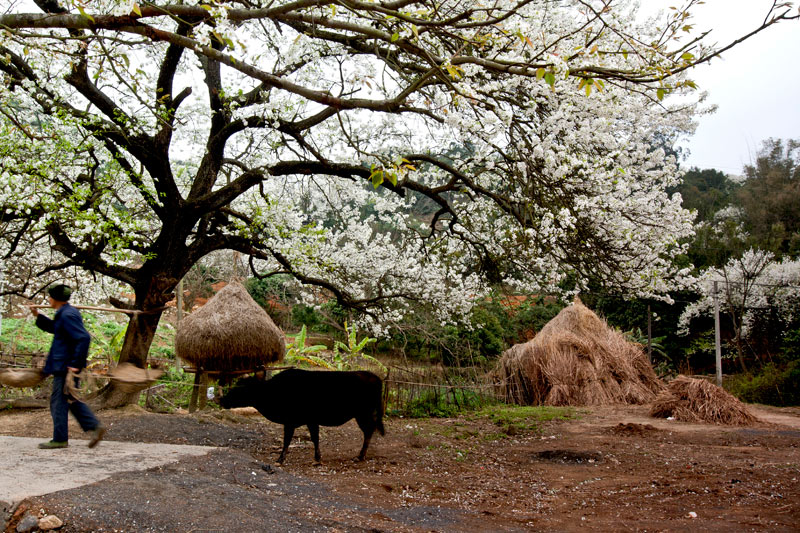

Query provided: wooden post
[714,280,723,387]
[188,370,202,413]
[647,304,652,363]
[176,278,184,323]
[198,372,209,410]
[176,278,184,373]
[28,304,141,315]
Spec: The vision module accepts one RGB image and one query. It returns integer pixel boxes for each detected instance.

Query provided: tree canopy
[0,0,796,402]
[738,138,800,257]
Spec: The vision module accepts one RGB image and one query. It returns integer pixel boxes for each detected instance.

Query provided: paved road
[0,436,214,504]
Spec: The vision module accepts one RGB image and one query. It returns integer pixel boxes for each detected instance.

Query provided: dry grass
[175,282,285,372]
[493,298,663,406]
[650,375,758,425]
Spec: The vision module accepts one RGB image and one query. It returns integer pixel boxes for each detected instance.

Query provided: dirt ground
[1,403,799,532]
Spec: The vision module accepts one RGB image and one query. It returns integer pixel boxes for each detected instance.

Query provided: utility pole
[714,280,722,387]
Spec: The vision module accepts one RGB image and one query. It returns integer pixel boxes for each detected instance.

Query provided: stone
[15,512,39,533]
[38,515,63,530]
[1,500,13,529]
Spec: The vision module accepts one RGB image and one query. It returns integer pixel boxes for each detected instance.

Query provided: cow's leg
[355,416,376,461]
[278,425,295,464]
[308,423,321,463]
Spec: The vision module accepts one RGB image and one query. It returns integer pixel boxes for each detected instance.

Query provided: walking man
[31,284,105,449]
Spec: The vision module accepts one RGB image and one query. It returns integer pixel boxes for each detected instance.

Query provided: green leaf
[132,2,142,16]
[295,325,307,349]
[297,355,333,369]
[536,67,545,79]
[680,52,695,61]
[445,64,462,79]
[622,49,628,60]
[370,169,384,188]
[386,172,398,186]
[544,72,555,88]
[391,32,400,42]
[76,5,95,23]
[656,88,665,100]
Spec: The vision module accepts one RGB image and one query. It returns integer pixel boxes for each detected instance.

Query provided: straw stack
[493,298,663,406]
[650,375,758,425]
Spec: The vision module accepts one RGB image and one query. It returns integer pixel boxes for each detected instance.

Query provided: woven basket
[109,363,164,393]
[0,368,45,388]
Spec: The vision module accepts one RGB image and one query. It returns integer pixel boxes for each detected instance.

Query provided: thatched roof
[175,282,285,372]
[493,298,663,406]
[650,375,758,425]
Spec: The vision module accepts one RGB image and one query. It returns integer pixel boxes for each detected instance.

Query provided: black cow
[220,368,385,464]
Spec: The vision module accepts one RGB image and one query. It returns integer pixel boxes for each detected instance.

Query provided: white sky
[645,0,800,175]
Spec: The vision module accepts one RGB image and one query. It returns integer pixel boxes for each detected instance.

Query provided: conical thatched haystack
[650,375,758,425]
[493,298,663,406]
[175,282,284,372]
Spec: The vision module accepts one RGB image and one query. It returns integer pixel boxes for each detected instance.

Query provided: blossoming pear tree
[0,0,796,405]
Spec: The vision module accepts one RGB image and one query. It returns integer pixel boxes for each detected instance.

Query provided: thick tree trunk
[96,273,176,408]
[96,311,165,408]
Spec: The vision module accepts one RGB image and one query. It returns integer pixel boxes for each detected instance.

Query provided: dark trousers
[50,372,99,442]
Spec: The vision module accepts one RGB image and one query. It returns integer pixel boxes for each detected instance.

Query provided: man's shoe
[88,425,106,448]
[38,440,68,449]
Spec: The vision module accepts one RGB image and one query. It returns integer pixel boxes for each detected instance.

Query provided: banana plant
[284,325,330,368]
[332,322,384,372]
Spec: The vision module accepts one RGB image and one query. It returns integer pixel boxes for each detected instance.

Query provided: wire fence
[383,365,503,417]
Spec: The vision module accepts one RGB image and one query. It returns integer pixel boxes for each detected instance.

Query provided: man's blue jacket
[36,304,91,375]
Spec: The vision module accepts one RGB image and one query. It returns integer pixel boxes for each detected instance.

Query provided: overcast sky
[645,0,800,175]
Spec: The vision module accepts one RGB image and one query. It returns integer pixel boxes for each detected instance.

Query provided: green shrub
[404,388,489,418]
[0,317,51,353]
[781,325,800,362]
[141,365,197,412]
[725,361,800,406]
